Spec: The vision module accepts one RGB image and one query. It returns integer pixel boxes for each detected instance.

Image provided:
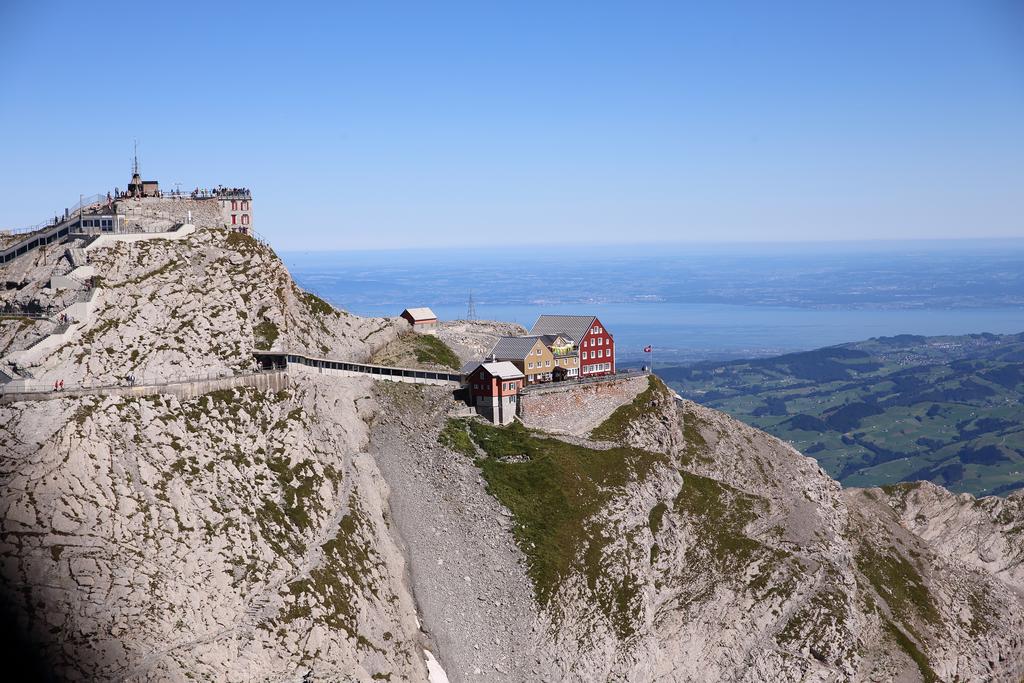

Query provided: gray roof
[479,361,524,379]
[528,315,598,345]
[401,307,437,321]
[488,336,541,360]
[460,360,482,375]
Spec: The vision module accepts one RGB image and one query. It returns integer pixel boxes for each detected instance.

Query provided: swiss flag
[643,345,652,353]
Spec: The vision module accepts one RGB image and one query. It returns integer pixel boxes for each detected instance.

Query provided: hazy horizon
[280,235,1024,255]
[284,240,1024,364]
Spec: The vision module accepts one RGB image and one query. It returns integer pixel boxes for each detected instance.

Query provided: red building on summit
[529,315,615,378]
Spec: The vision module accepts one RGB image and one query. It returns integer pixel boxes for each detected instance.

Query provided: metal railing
[22,321,71,351]
[1,301,56,318]
[0,368,239,396]
[519,368,645,394]
[0,312,49,320]
[254,351,463,384]
[2,193,108,235]
[147,188,251,200]
[3,286,98,354]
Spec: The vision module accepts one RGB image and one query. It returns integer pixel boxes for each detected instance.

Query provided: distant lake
[282,241,1024,365]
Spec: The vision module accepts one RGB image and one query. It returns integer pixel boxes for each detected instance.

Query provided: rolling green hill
[659,332,1024,497]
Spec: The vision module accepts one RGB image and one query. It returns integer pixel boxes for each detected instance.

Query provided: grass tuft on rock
[438,419,476,457]
[467,420,665,637]
[254,320,279,350]
[673,471,765,572]
[883,619,940,683]
[371,332,461,370]
[412,334,460,370]
[301,291,336,317]
[648,502,667,534]
[591,375,671,441]
[855,542,940,626]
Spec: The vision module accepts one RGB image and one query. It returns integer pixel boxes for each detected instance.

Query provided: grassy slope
[590,375,670,441]
[462,420,665,635]
[446,383,989,677]
[659,333,1024,496]
[454,383,796,642]
[371,332,461,370]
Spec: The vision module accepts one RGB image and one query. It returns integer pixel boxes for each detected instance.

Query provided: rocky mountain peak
[1,229,1022,681]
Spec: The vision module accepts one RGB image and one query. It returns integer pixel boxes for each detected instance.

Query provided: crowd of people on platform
[191,186,251,199]
[109,186,251,200]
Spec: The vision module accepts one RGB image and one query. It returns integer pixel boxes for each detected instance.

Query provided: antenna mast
[466,290,477,321]
[132,139,139,176]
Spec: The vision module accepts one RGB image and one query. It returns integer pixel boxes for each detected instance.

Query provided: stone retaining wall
[114,197,224,232]
[85,224,195,252]
[518,374,648,436]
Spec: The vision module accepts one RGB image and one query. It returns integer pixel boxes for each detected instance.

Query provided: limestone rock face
[2,228,402,386]
[0,230,428,681]
[536,389,1024,682]
[436,319,528,364]
[376,379,1024,682]
[876,480,1024,592]
[0,376,428,681]
[2,227,1023,682]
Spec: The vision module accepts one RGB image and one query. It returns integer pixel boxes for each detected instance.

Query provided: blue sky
[1,1,1022,250]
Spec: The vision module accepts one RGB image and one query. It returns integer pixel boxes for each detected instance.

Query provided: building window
[242,201,249,210]
[241,214,249,225]
[528,362,534,369]
[545,360,551,367]
[232,200,238,210]
[231,214,237,224]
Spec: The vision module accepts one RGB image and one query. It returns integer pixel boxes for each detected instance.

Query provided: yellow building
[488,336,556,384]
[539,334,579,379]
